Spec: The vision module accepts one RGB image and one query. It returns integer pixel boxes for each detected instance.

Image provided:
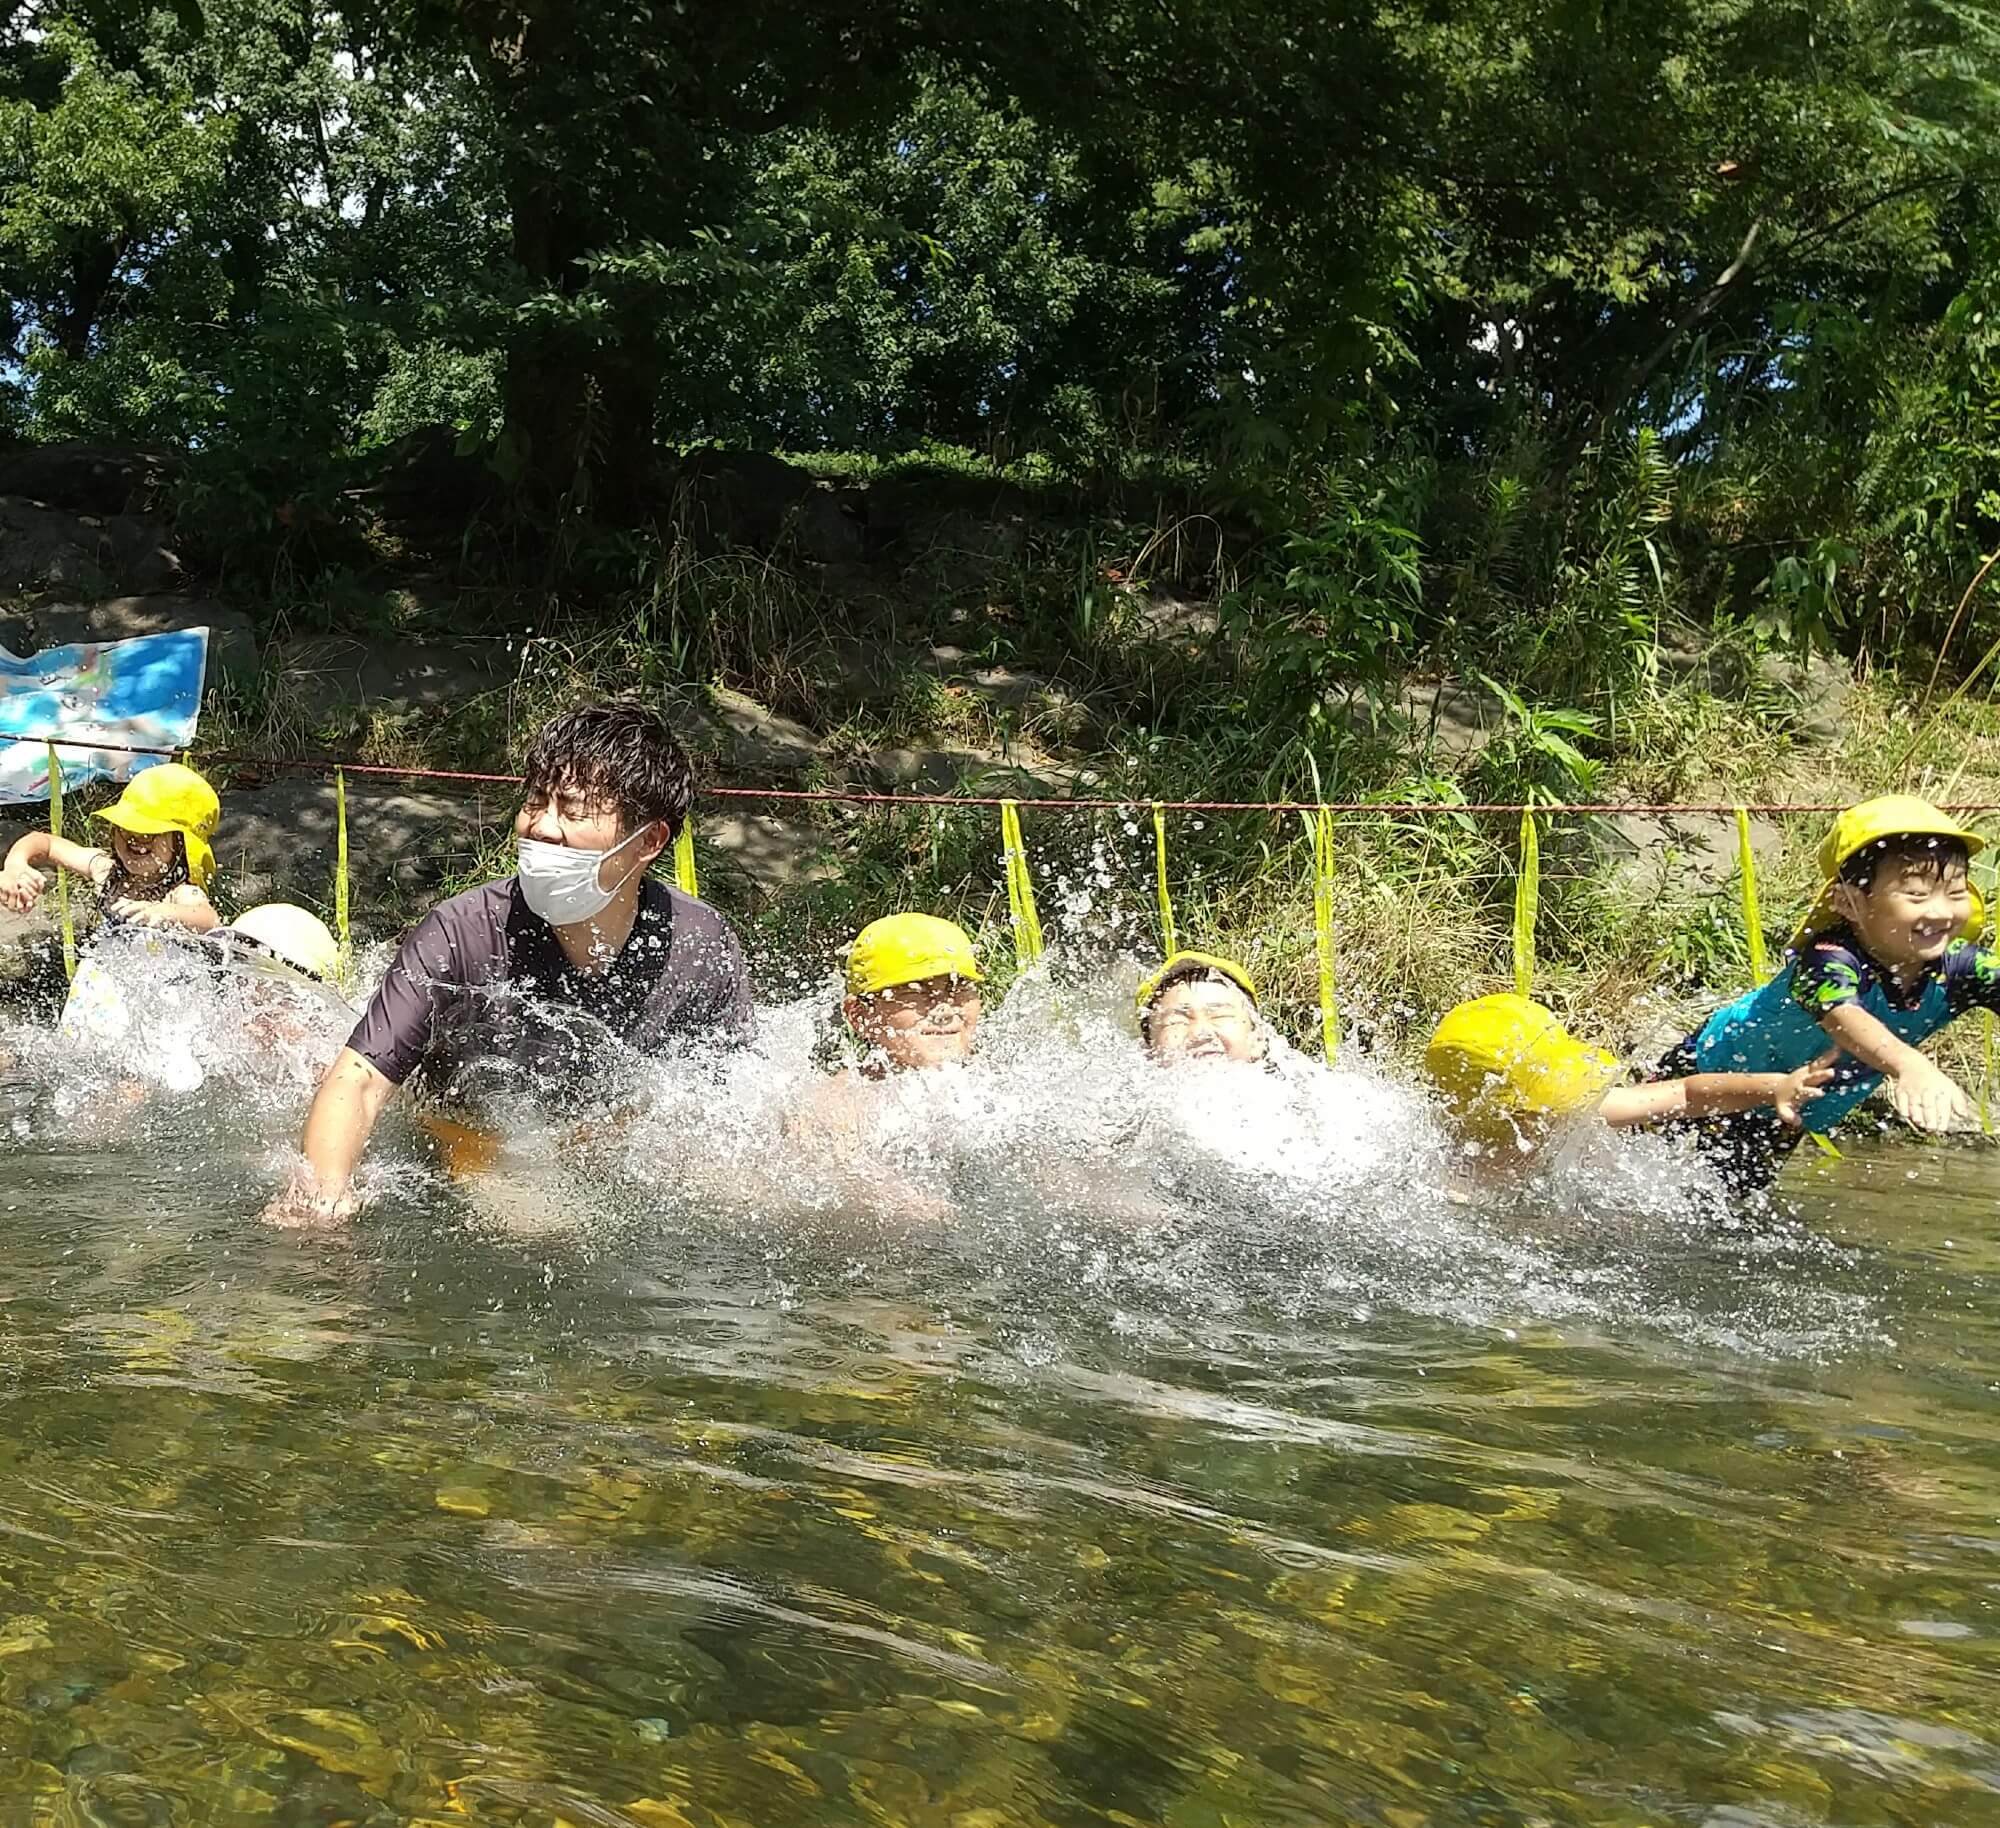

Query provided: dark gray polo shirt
[347,877,754,1098]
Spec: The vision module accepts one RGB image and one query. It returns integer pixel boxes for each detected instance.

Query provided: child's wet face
[1841,860,1972,970]
[848,976,981,1070]
[1146,979,1264,1065]
[111,828,177,882]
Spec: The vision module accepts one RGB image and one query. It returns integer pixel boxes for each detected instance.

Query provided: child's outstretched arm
[1599,1060,1835,1130]
[1818,1002,1971,1132]
[0,830,112,911]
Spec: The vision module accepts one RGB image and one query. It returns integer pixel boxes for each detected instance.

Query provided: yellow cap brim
[1136,950,1260,1013]
[95,802,184,836]
[848,955,983,997]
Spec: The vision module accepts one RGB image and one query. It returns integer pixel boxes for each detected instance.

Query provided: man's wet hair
[1839,832,1971,892]
[1139,962,1253,1044]
[522,702,694,839]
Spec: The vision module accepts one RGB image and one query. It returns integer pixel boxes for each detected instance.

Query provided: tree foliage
[2,0,1997,669]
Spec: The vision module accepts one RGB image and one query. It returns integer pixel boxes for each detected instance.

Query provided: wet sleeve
[344,906,469,1086]
[1941,941,2000,1017]
[1788,938,1873,1018]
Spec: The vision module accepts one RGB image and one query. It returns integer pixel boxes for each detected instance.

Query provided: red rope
[17,733,2000,816]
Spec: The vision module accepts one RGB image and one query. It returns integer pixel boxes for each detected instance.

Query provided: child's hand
[110,899,187,928]
[1890,1058,1974,1133]
[1774,1062,1835,1128]
[0,865,45,912]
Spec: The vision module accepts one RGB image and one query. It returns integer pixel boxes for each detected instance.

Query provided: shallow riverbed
[0,1132,1996,1825]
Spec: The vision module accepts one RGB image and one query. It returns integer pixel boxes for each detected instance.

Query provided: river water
[0,954,1997,1823]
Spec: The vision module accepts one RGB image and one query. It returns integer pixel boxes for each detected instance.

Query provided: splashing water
[1,931,1994,1826]
[0,928,1885,1361]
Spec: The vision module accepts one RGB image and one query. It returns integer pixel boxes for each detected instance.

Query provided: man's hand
[0,865,44,913]
[261,1167,361,1230]
[279,1047,398,1223]
[1889,1057,1974,1133]
[1774,1062,1835,1128]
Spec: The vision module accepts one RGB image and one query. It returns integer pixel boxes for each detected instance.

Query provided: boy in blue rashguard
[1654,795,1999,1195]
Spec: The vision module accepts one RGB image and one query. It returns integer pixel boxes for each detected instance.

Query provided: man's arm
[1818,1002,1971,1131]
[265,1048,399,1226]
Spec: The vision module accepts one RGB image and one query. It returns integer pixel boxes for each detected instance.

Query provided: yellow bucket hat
[1792,795,1985,947]
[1423,994,1620,1141]
[846,913,983,997]
[93,761,219,889]
[1135,949,1260,1014]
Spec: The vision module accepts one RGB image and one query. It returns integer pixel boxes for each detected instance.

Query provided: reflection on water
[1,953,1998,1823]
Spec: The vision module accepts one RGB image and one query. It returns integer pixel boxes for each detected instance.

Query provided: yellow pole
[1981,1009,1995,1138]
[1313,806,1339,1062]
[334,768,352,991]
[1512,808,1539,999]
[1734,807,1767,983]
[674,819,700,897]
[1151,803,1177,958]
[47,742,74,981]
[1000,801,1044,963]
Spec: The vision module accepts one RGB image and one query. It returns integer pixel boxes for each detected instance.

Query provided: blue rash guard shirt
[1687,923,2000,1132]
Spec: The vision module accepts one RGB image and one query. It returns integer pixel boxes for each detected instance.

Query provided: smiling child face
[1835,855,1974,974]
[1145,976,1264,1066]
[845,975,982,1071]
[110,828,179,884]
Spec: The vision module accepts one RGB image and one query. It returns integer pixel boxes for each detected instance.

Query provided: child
[842,912,983,1073]
[769,913,984,1226]
[1648,794,2000,1194]
[1424,993,1831,1156]
[0,761,220,934]
[59,901,344,1094]
[1136,951,1266,1066]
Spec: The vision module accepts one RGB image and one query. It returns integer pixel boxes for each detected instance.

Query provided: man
[269,702,753,1223]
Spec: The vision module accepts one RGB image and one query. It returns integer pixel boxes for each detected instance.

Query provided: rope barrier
[46,741,75,982]
[333,767,352,991]
[1152,804,1178,957]
[1734,806,1767,984]
[1000,801,1045,964]
[1311,808,1339,1062]
[1512,810,1539,999]
[15,733,2000,816]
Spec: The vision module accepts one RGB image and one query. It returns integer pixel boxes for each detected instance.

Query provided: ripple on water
[1,958,1997,1824]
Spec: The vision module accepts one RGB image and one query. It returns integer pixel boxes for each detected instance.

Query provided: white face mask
[516,827,651,927]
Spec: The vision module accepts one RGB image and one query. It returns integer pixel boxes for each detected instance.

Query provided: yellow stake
[674,819,700,897]
[1000,801,1044,963]
[1151,803,1177,958]
[1313,806,1340,1062]
[1512,808,1539,1000]
[47,742,74,981]
[334,768,352,991]
[1982,1009,1995,1138]
[1734,807,1767,983]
